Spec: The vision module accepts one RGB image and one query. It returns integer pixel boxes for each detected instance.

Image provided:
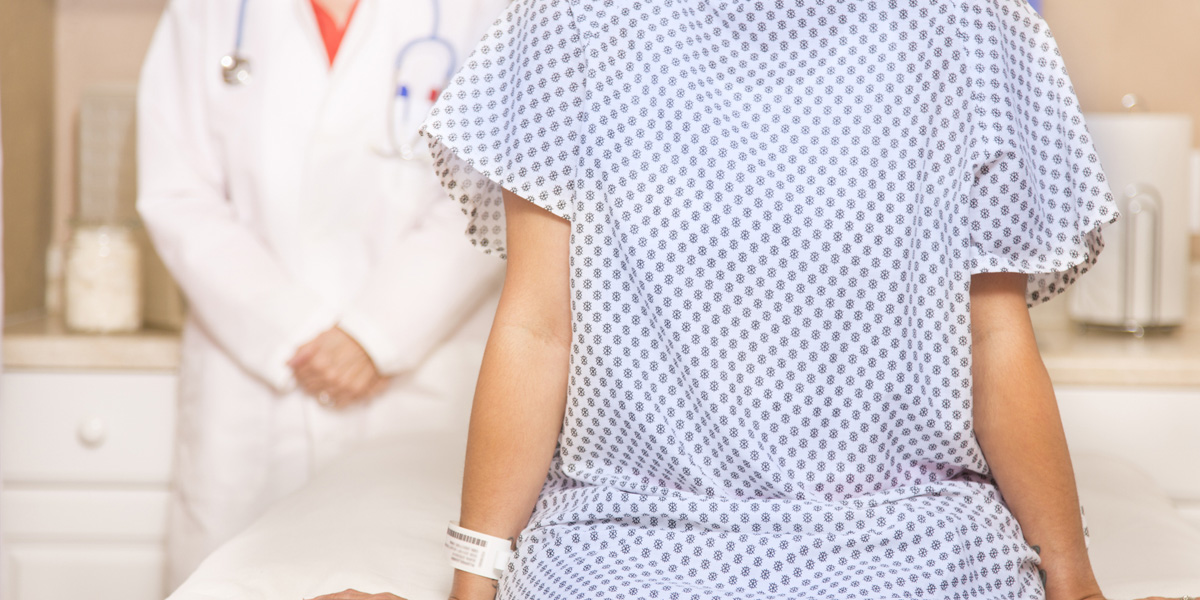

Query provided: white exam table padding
[1075,454,1200,598]
[166,431,468,600]
[167,439,1200,600]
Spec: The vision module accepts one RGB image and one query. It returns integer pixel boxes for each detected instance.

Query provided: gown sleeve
[419,0,588,258]
[963,0,1119,306]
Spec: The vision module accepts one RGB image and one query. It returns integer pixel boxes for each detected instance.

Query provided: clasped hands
[288,326,388,409]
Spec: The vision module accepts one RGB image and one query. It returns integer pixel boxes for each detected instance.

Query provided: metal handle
[1121,93,1143,112]
[1118,183,1163,336]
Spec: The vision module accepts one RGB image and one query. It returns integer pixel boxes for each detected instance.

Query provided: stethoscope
[220,0,253,85]
[220,0,457,160]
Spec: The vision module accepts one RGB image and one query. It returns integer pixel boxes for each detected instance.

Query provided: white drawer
[5,542,165,600]
[3,489,169,541]
[1,371,177,484]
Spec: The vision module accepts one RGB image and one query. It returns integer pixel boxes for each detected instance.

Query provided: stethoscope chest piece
[221,54,252,86]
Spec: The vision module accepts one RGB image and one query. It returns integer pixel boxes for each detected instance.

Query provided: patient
[316,0,1191,598]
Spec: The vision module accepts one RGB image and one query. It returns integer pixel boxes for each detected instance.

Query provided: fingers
[330,367,382,409]
[306,590,366,600]
[369,375,392,397]
[305,590,406,600]
[306,362,380,408]
[294,354,333,396]
[291,335,331,394]
[288,336,321,369]
[289,327,385,408]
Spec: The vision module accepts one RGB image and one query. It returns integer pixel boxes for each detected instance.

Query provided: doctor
[137,0,506,587]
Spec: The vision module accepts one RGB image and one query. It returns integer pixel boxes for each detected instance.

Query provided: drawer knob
[77,417,108,448]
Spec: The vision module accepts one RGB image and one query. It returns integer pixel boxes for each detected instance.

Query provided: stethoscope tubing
[234,0,250,56]
[222,0,454,160]
[225,0,457,80]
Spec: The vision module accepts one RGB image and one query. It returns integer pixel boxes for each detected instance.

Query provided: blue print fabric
[422,1,1115,598]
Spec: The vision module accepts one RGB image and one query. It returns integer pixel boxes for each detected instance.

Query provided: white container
[65,224,143,333]
[1069,113,1193,333]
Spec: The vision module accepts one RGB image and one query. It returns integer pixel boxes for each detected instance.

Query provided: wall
[1043,0,1200,143]
[1,0,56,318]
[21,0,1200,319]
[47,0,165,313]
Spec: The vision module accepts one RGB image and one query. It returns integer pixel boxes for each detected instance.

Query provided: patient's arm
[969,272,1104,600]
[450,189,573,600]
[311,190,569,600]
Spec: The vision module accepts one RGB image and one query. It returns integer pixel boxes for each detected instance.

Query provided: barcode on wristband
[447,527,488,547]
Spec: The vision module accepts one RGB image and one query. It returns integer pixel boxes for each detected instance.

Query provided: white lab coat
[137,0,507,587]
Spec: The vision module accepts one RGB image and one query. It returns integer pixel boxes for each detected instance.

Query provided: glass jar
[64,222,143,333]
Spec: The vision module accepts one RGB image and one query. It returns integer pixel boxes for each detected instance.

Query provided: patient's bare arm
[309,191,570,600]
[449,189,573,600]
[969,272,1104,600]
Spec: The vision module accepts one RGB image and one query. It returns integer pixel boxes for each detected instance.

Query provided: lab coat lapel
[293,0,381,460]
[292,0,374,246]
[299,0,402,249]
[235,0,349,459]
[326,0,374,77]
[242,0,327,269]
[310,0,388,145]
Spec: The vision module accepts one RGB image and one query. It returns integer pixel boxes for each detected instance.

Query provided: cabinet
[1,370,177,600]
[1055,385,1200,528]
[0,359,1195,598]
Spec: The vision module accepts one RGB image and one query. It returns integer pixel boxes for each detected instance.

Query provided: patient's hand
[307,589,405,600]
[1082,596,1195,600]
[1067,593,1190,599]
[289,326,388,408]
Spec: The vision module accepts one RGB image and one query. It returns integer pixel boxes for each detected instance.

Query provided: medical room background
[1,0,1199,599]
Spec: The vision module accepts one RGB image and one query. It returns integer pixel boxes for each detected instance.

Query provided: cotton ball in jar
[65,225,143,333]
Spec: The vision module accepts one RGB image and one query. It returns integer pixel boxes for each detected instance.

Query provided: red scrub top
[311,0,360,66]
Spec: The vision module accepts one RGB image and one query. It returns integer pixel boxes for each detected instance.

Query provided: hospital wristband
[445,522,514,580]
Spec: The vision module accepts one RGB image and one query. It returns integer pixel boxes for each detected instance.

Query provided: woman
[138,0,507,587]
[320,0,1181,598]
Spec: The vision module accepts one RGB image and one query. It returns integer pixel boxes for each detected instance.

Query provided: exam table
[166,427,1200,600]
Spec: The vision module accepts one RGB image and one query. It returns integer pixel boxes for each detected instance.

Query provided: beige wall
[46,0,165,313]
[9,0,1198,318]
[1043,0,1200,142]
[1,0,56,317]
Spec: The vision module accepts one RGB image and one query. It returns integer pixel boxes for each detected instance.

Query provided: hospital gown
[421,0,1117,597]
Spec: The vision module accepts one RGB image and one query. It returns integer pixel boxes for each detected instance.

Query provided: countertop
[1036,325,1200,387]
[4,267,1200,384]
[2,315,181,371]
[1029,264,1200,387]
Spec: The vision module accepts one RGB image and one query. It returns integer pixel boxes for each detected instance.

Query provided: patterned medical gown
[421,0,1116,598]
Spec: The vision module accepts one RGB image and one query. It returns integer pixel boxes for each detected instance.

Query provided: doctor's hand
[288,326,388,408]
[306,590,406,600]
